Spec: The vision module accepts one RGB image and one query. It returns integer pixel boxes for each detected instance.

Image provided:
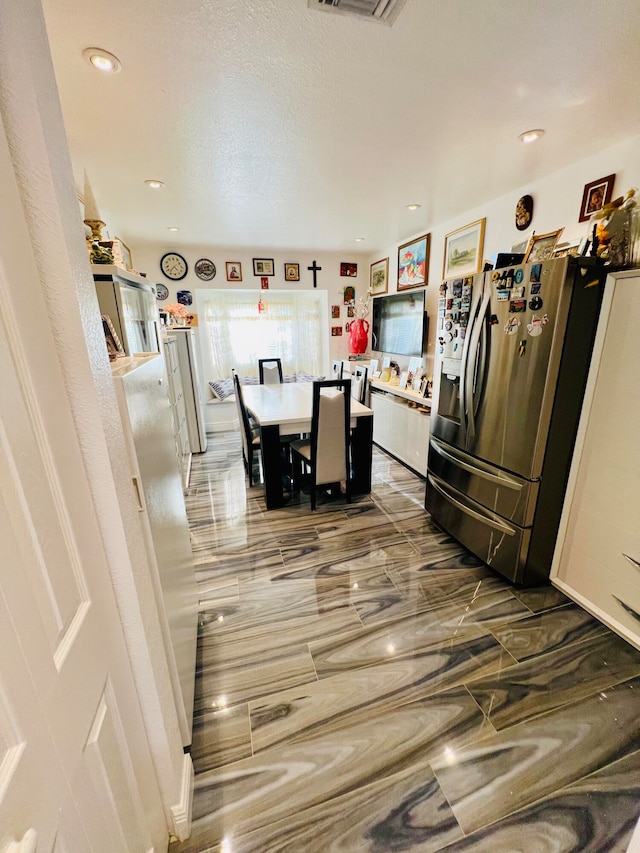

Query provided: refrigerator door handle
[427,473,517,535]
[429,437,524,491]
[465,284,492,446]
[458,277,485,440]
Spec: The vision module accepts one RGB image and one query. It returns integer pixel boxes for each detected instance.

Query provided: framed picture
[370,257,389,295]
[101,315,125,360]
[343,285,355,304]
[347,305,355,318]
[523,228,565,263]
[226,261,242,281]
[340,262,357,277]
[331,305,340,319]
[253,258,274,276]
[284,263,299,281]
[398,234,429,289]
[443,219,485,280]
[579,174,615,222]
[552,240,581,259]
[113,237,132,270]
[331,326,342,336]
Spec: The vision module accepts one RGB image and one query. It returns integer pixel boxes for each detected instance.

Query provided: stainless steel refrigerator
[426,256,606,585]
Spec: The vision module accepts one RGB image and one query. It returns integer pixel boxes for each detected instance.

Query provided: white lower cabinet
[551,271,640,649]
[370,386,430,476]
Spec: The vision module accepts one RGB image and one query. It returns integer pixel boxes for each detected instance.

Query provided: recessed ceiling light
[145,179,165,189]
[167,226,180,232]
[355,237,365,243]
[407,203,421,211]
[82,47,121,74]
[518,128,545,144]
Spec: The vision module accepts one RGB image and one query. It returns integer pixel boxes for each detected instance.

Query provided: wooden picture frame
[284,262,299,281]
[101,314,125,360]
[442,219,485,280]
[579,174,615,222]
[340,262,357,277]
[370,257,389,295]
[253,258,274,276]
[398,234,429,290]
[523,228,565,263]
[226,261,242,281]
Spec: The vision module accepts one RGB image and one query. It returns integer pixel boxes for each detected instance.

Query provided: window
[200,290,324,379]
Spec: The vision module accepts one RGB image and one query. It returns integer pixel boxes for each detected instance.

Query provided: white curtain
[203,291,323,379]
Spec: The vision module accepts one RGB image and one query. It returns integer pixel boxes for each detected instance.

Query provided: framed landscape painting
[443,218,485,280]
[397,234,429,290]
[370,257,389,295]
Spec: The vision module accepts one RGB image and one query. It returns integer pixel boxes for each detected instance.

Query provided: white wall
[131,243,371,371]
[369,133,640,379]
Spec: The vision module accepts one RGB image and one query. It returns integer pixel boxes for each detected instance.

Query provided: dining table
[242,382,374,509]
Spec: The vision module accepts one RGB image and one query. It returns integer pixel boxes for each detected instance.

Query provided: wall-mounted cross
[307,260,322,288]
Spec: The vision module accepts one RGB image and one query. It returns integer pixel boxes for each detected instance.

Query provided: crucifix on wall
[307,260,322,288]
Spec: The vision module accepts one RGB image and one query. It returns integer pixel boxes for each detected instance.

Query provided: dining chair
[232,370,261,486]
[290,379,351,511]
[351,365,368,405]
[258,357,284,384]
[331,359,343,380]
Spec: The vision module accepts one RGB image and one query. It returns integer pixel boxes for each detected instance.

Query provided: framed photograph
[443,219,485,280]
[284,263,299,281]
[331,305,340,319]
[226,261,242,281]
[398,234,429,289]
[343,285,355,304]
[340,262,357,277]
[370,257,389,295]
[253,258,274,276]
[523,228,565,263]
[101,314,125,360]
[552,239,581,259]
[579,174,615,222]
[347,305,355,318]
[331,326,343,336]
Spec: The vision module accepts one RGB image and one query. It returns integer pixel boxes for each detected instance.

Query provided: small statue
[90,240,114,264]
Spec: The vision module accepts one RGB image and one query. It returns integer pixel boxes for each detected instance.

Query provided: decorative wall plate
[194,258,216,280]
[155,282,169,300]
[515,195,533,231]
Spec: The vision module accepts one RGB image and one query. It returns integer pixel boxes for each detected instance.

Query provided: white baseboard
[169,753,194,842]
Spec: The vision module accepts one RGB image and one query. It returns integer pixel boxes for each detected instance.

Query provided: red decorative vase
[349,318,369,354]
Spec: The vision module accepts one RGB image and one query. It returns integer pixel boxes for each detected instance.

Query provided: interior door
[0,116,165,850]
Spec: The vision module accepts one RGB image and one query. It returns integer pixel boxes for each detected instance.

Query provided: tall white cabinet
[112,355,198,743]
[551,270,640,650]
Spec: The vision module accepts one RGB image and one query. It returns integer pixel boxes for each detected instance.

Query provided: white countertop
[369,378,431,408]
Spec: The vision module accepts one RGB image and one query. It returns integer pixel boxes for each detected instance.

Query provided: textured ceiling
[43,0,640,253]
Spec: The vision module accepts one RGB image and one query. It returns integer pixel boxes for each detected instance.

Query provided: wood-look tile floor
[171,431,640,852]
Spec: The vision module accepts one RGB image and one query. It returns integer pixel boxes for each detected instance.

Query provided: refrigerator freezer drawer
[428,437,539,527]
[425,472,531,584]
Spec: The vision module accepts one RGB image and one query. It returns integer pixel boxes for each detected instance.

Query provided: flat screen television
[371,290,426,357]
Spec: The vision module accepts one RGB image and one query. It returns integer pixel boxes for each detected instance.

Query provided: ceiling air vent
[309,0,408,26]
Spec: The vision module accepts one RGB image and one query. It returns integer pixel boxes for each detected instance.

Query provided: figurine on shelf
[90,240,114,264]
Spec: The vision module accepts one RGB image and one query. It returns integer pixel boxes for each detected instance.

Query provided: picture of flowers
[397,235,429,290]
[442,218,485,280]
[370,257,389,295]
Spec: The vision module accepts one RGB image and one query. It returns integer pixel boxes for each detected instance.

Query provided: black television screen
[371,290,426,357]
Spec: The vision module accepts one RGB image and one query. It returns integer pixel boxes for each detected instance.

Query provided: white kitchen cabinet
[369,382,430,477]
[551,270,640,650]
[112,355,198,743]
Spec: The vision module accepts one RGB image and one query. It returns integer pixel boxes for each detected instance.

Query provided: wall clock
[194,258,216,281]
[160,252,188,280]
[155,282,169,301]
